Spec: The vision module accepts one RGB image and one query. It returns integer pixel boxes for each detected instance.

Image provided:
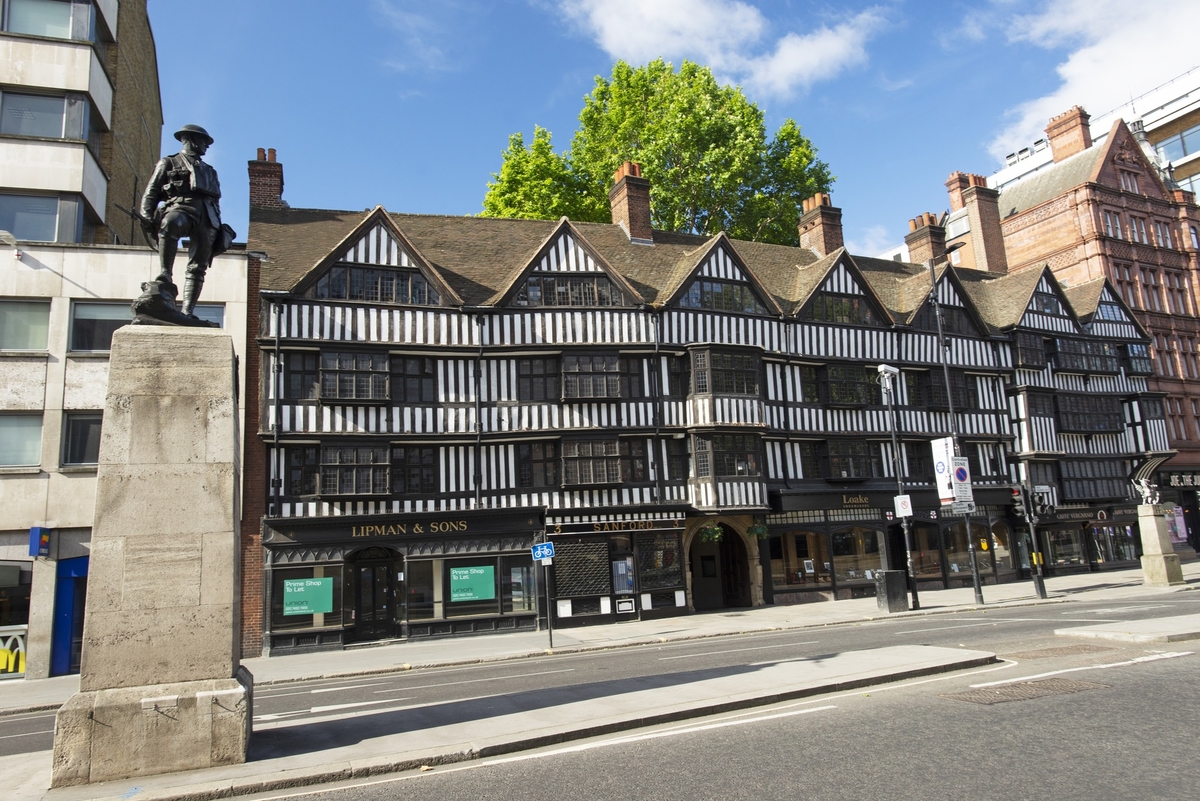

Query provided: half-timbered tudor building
[242,154,1168,657]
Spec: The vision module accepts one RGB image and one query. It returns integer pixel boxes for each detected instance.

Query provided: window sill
[0,350,50,359]
[0,466,43,475]
[67,351,111,360]
[58,465,98,474]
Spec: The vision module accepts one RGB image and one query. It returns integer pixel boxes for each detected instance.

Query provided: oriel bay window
[694,435,761,478]
[691,351,760,395]
[1124,343,1153,375]
[1060,459,1130,501]
[321,353,389,401]
[1056,394,1124,433]
[1015,332,1047,369]
[562,354,642,399]
[1049,339,1120,373]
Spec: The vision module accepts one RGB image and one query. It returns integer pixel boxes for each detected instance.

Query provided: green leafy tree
[482,59,833,246]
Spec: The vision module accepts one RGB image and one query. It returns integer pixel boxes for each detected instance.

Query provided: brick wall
[239,256,265,657]
[248,149,286,209]
[608,162,652,242]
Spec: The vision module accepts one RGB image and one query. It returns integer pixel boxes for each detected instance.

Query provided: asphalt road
[2,592,1198,769]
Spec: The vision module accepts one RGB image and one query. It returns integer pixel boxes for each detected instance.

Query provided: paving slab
[25,644,993,801]
[1055,613,1200,644]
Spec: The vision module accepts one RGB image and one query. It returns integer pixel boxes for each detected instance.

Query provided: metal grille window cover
[563,354,642,399]
[514,273,630,307]
[636,531,684,591]
[321,352,389,401]
[941,678,1110,705]
[554,541,612,597]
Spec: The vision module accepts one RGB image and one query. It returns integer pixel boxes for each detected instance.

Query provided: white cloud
[558,0,886,97]
[374,0,460,72]
[845,225,894,257]
[988,0,1200,160]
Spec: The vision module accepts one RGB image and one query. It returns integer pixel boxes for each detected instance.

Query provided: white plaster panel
[82,145,108,219]
[58,248,158,300]
[0,357,48,409]
[63,358,109,409]
[0,139,86,193]
[0,39,111,124]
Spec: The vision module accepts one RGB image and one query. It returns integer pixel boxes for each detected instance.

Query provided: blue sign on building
[531,542,555,561]
[29,527,51,558]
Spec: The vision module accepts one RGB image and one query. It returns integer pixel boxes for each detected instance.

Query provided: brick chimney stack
[945,171,1008,274]
[904,212,946,266]
[1045,106,1093,163]
[609,161,653,243]
[248,147,286,209]
[797,193,844,257]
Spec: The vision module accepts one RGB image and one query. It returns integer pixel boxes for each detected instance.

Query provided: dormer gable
[796,257,890,327]
[1093,119,1172,201]
[668,236,781,316]
[501,218,642,308]
[1018,271,1083,334]
[911,268,985,337]
[291,207,460,306]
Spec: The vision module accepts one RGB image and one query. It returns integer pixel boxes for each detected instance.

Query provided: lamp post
[878,363,920,610]
[926,245,985,606]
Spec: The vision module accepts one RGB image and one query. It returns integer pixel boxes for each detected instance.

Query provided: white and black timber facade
[243,157,1170,656]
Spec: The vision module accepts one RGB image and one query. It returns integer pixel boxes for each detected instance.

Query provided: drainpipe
[652,307,665,505]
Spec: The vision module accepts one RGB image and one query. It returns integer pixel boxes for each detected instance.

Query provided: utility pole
[879,364,920,610]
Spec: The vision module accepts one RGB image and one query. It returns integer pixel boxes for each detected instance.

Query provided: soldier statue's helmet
[173,124,213,146]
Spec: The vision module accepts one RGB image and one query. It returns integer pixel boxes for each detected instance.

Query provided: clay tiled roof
[1061,276,1107,322]
[954,266,1045,331]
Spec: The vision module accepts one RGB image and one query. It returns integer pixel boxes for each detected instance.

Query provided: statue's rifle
[114,204,159,252]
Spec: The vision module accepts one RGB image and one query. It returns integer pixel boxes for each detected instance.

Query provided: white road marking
[372,668,575,692]
[0,728,53,740]
[1071,605,1168,614]
[970,651,1194,687]
[658,641,818,660]
[310,682,390,694]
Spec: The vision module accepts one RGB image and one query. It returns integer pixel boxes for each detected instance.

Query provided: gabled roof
[657,232,786,315]
[849,254,928,323]
[953,266,1046,331]
[1063,276,1151,339]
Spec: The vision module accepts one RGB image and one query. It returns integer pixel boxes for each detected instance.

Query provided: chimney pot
[267,148,277,163]
[609,161,652,242]
[249,148,286,209]
[905,211,946,265]
[256,147,266,161]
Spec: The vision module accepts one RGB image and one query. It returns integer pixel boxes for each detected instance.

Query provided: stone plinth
[1138,504,1185,587]
[51,328,251,787]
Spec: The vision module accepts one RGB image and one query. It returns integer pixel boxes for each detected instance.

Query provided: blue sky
[148,0,1199,255]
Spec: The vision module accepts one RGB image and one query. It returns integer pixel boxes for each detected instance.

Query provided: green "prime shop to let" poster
[449,565,495,602]
[282,577,334,615]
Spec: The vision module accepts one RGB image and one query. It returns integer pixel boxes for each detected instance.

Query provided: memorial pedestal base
[1141,553,1184,587]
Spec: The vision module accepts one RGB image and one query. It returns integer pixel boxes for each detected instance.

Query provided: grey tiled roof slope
[995,146,1101,219]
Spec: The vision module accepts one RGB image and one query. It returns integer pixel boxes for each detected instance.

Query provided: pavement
[2,559,1198,801]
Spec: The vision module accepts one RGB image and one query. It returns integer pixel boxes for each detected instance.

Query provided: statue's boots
[181,276,203,317]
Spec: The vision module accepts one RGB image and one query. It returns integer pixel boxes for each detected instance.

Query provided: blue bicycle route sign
[531,542,555,560]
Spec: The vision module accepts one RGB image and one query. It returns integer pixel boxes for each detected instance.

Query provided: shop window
[270,566,343,631]
[770,529,832,590]
[692,351,760,396]
[62,412,101,465]
[1015,332,1047,369]
[694,434,760,477]
[678,278,767,315]
[393,356,436,403]
[1045,527,1087,566]
[0,300,49,350]
[517,356,560,401]
[821,364,878,407]
[501,555,536,613]
[1056,394,1123,433]
[406,560,434,620]
[1124,343,1153,375]
[562,354,642,399]
[284,446,389,497]
[1060,459,1129,501]
[562,439,621,485]
[801,292,879,326]
[0,414,42,466]
[309,266,440,305]
[69,302,129,351]
[831,526,882,583]
[517,441,558,488]
[992,521,1015,573]
[553,540,612,598]
[445,558,500,617]
[320,352,389,402]
[905,369,972,411]
[514,273,629,307]
[636,531,685,591]
[945,520,991,574]
[392,446,437,494]
[283,352,319,400]
[665,354,689,397]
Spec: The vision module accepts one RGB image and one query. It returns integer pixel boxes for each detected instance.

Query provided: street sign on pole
[950,500,977,515]
[951,457,974,503]
[932,436,955,504]
[531,542,555,561]
[894,494,913,518]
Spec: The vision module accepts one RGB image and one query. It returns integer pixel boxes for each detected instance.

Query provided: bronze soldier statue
[138,124,233,321]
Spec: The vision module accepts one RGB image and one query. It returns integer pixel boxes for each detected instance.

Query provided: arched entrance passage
[350,546,404,642]
[689,525,751,610]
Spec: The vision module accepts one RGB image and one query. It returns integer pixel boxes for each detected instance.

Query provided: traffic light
[1033,489,1053,518]
[1011,486,1026,518]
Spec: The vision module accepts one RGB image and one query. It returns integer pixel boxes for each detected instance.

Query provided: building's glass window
[62,412,101,465]
[562,439,621,485]
[799,365,820,403]
[392,446,437,494]
[905,440,934,479]
[0,414,42,466]
[321,446,389,495]
[1140,270,1163,312]
[1057,394,1124,433]
[517,441,558,488]
[1114,264,1138,308]
[692,351,708,393]
[1031,291,1068,316]
[678,279,767,315]
[801,292,879,326]
[1094,300,1125,321]
[308,266,439,306]
[286,446,319,496]
[1154,334,1177,377]
[827,440,883,479]
[665,437,688,480]
[0,300,49,349]
[514,273,629,307]
[517,357,560,401]
[1155,122,1200,164]
[1102,210,1124,239]
[0,193,58,241]
[1192,226,1200,250]
[1118,171,1141,194]
[394,356,436,403]
[70,302,129,351]
[0,92,64,137]
[798,441,822,478]
[1129,216,1150,244]
[1165,272,1189,315]
[5,0,74,38]
[823,364,877,406]
[1181,338,1199,380]
[1124,343,1153,375]
[1167,397,1189,441]
[1051,338,1120,373]
[665,354,689,397]
[320,353,389,401]
[1155,221,1175,249]
[1060,459,1129,501]
[562,354,641,399]
[193,304,224,327]
[283,352,319,400]
[1015,332,1047,369]
[912,304,977,336]
[905,369,972,410]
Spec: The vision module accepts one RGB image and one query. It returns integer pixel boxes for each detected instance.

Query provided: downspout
[471,310,485,508]
[652,306,665,504]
